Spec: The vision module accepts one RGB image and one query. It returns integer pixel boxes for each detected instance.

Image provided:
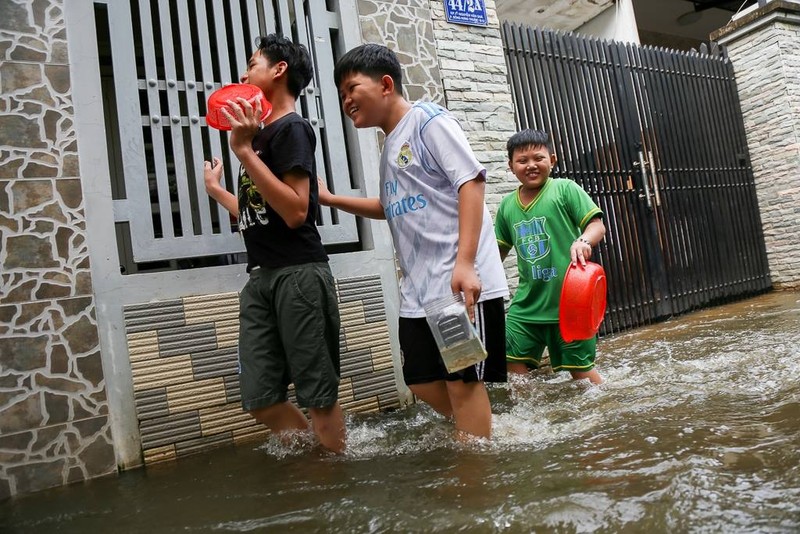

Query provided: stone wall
[356,0,445,104]
[427,1,518,207]
[714,2,800,289]
[428,0,519,290]
[0,0,116,499]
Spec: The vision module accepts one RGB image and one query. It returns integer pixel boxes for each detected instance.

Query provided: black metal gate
[501,24,771,334]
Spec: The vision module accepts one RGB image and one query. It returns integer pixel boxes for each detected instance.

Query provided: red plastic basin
[206,83,272,130]
[559,261,607,342]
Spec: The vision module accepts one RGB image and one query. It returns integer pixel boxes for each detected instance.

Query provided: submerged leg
[308,402,346,454]
[507,362,530,375]
[408,381,454,417]
[249,401,309,433]
[445,380,492,439]
[570,369,603,384]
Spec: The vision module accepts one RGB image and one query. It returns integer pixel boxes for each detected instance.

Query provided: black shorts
[399,297,506,385]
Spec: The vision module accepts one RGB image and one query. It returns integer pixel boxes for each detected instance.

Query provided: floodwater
[3,291,799,533]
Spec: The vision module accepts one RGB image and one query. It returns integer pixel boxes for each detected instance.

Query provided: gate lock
[634,150,662,210]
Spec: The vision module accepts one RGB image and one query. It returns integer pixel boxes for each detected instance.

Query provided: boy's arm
[570,217,606,267]
[204,158,238,218]
[223,98,310,229]
[495,204,512,262]
[452,177,485,321]
[317,177,386,220]
[236,149,310,228]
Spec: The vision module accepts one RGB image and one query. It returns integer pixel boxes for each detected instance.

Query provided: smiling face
[338,71,391,130]
[509,144,557,196]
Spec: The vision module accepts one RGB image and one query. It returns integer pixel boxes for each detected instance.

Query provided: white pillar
[714,2,800,289]
[576,0,641,44]
[613,0,641,44]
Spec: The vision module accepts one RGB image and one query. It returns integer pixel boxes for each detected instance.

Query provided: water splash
[4,292,799,533]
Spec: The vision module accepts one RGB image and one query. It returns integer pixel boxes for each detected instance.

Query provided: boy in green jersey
[495,130,606,384]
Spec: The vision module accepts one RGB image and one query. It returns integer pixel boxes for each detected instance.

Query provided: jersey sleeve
[495,196,514,252]
[268,120,316,179]
[563,179,603,230]
[419,113,486,190]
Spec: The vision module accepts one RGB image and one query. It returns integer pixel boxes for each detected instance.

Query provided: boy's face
[509,144,556,193]
[338,72,389,129]
[240,51,282,95]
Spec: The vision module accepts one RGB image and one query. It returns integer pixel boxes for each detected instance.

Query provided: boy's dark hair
[333,43,403,95]
[255,34,313,98]
[507,129,554,160]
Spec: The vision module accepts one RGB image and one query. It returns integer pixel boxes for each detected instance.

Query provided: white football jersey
[379,102,509,318]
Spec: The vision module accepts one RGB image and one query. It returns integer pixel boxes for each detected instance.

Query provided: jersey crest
[397,142,413,168]
[514,216,550,263]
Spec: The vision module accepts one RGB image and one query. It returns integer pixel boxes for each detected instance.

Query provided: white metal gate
[98,0,359,267]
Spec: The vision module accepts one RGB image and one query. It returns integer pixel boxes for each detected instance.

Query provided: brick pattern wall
[724,17,800,289]
[125,275,399,464]
[0,0,116,499]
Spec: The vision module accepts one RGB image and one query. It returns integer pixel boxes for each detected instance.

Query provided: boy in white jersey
[318,43,509,439]
[496,129,606,384]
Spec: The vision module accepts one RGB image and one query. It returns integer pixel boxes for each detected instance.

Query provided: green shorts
[506,317,596,372]
[238,262,340,410]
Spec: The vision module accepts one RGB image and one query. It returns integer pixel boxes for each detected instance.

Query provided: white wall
[576,0,640,43]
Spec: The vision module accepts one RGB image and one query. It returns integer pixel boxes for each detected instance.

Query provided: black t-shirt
[237,112,328,270]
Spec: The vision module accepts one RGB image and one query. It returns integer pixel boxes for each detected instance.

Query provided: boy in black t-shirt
[204,34,345,453]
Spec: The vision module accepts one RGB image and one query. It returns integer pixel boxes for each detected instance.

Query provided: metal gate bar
[711,52,770,293]
[647,46,695,314]
[607,40,665,327]
[502,23,771,335]
[586,37,638,332]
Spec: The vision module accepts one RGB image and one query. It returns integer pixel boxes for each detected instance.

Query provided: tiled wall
[125,275,399,464]
[0,0,116,499]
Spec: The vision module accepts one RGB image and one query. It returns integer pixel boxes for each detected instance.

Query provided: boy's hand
[570,239,592,267]
[451,262,481,322]
[221,97,263,156]
[203,157,224,193]
[317,176,333,206]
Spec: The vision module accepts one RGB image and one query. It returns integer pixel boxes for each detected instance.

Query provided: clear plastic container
[423,293,487,373]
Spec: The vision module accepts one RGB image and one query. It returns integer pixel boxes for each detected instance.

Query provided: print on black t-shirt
[238,158,269,231]
[237,113,328,271]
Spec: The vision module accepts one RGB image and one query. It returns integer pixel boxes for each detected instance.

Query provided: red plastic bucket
[206,83,272,130]
[559,261,607,342]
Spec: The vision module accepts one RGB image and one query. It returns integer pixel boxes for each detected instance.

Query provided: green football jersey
[495,177,602,323]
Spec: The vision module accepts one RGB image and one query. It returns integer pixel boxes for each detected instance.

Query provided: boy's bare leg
[445,380,491,439]
[507,362,534,399]
[507,362,530,375]
[570,369,603,384]
[409,382,454,417]
[249,401,310,433]
[308,402,346,454]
